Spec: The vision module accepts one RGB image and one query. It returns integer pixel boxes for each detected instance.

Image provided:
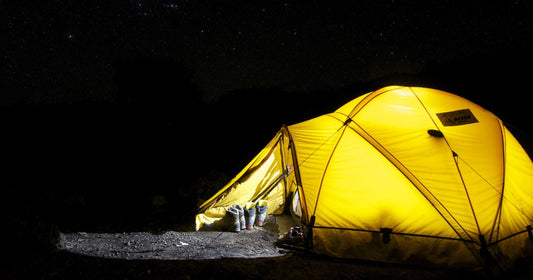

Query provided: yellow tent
[196,86,533,269]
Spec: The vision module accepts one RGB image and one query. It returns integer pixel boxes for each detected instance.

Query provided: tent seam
[311,124,350,217]
[329,108,475,243]
[282,125,310,225]
[312,225,475,243]
[408,87,483,240]
[490,119,506,243]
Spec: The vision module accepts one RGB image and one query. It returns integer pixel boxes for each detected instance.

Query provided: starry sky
[5,1,533,106]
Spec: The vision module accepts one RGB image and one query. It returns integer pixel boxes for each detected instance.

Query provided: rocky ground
[8,210,533,280]
[58,228,286,261]
[13,219,522,280]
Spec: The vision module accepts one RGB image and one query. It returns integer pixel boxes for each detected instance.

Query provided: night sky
[5,1,533,196]
[5,1,533,105]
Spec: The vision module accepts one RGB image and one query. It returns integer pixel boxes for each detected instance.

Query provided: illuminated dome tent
[196,86,533,268]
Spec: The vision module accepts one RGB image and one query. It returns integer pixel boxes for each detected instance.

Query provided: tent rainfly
[196,86,533,269]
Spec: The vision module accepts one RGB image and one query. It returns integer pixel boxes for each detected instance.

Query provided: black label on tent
[436,109,479,126]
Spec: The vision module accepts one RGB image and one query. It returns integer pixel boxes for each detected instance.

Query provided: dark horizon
[5,47,533,230]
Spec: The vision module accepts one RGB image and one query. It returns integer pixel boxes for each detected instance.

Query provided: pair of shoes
[243,200,268,229]
[227,204,246,232]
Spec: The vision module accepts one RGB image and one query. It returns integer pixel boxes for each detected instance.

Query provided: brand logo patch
[436,109,479,126]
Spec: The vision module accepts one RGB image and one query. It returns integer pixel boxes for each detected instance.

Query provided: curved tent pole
[281,125,309,225]
[282,124,315,251]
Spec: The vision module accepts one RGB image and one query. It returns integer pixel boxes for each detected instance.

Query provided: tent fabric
[195,131,298,229]
[195,86,533,268]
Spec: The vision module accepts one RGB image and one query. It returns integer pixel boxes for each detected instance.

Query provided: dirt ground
[58,228,286,260]
[46,215,533,280]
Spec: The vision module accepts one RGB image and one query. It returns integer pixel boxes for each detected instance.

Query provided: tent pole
[304,215,316,252]
[254,171,287,202]
[282,124,308,225]
[279,132,289,212]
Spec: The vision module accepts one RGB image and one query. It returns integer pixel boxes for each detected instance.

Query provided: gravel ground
[50,218,533,280]
[54,228,490,280]
[58,228,286,260]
